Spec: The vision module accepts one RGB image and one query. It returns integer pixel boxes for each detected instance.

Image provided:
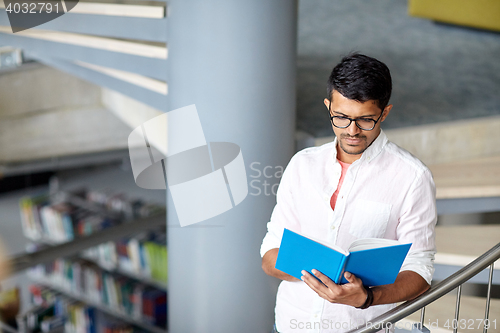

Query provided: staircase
[0,0,170,174]
[0,63,137,176]
[433,225,500,285]
[398,225,500,333]
[402,294,500,333]
[0,0,167,112]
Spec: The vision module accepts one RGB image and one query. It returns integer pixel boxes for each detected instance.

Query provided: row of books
[19,190,163,243]
[78,189,163,220]
[23,285,143,333]
[28,258,167,328]
[82,232,167,285]
[21,285,87,333]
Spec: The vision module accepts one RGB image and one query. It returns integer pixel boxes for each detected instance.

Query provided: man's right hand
[262,248,301,282]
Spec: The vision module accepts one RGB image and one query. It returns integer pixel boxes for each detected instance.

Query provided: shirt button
[331,225,336,230]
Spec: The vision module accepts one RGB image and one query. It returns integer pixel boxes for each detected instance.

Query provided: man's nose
[346,120,362,136]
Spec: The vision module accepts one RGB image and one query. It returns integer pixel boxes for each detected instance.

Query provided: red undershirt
[330,159,351,211]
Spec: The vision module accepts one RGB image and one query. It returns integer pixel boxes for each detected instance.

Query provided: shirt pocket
[349,199,392,239]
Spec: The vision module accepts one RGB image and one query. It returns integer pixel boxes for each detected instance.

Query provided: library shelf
[26,236,168,291]
[29,275,167,333]
[13,190,168,332]
[80,254,168,290]
[9,211,166,274]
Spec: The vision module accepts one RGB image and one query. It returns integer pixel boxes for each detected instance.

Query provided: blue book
[275,228,412,287]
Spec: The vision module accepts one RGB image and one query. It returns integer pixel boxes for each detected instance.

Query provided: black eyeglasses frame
[328,101,385,131]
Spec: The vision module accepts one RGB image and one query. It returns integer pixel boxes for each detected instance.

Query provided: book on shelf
[20,188,167,332]
[23,285,146,333]
[20,189,167,283]
[81,232,167,284]
[19,194,49,241]
[275,228,412,287]
[28,257,167,329]
[142,290,167,328]
[19,189,164,243]
[20,193,117,244]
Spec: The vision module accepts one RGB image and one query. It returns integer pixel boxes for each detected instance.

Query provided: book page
[306,234,349,256]
[348,238,403,252]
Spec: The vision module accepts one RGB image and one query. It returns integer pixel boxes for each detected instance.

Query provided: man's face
[324,90,392,163]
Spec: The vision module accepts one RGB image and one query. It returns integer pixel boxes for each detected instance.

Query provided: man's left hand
[301,270,367,308]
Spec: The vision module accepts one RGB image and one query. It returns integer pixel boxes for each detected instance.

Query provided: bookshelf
[16,230,168,291]
[10,213,165,274]
[79,253,167,291]
[14,189,168,333]
[28,278,166,333]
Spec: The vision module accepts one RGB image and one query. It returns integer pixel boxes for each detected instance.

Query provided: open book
[275,228,412,287]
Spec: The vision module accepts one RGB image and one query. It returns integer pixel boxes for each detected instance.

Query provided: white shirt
[260,130,437,333]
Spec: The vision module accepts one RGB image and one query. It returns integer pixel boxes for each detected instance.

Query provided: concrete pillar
[166,1,297,332]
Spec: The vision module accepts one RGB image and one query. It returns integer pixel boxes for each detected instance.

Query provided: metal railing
[346,242,500,333]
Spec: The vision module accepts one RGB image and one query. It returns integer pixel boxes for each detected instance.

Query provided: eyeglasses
[329,102,384,131]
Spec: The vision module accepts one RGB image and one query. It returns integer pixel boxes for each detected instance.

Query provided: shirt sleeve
[397,168,437,285]
[260,154,302,258]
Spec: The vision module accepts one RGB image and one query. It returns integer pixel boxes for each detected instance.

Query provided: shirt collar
[331,129,388,164]
[361,129,388,162]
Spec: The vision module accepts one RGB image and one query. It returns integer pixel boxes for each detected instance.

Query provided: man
[260,53,436,333]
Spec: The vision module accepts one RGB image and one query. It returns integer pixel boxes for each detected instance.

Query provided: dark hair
[327,53,392,110]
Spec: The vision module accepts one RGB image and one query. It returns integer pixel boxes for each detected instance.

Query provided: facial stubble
[338,134,368,156]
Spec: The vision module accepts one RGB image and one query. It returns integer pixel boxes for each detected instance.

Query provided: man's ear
[381,104,393,122]
[324,98,330,109]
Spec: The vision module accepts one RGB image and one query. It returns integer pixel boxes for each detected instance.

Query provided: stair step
[0,26,168,59]
[435,225,500,268]
[0,63,101,117]
[399,295,500,333]
[0,105,130,163]
[430,155,500,199]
